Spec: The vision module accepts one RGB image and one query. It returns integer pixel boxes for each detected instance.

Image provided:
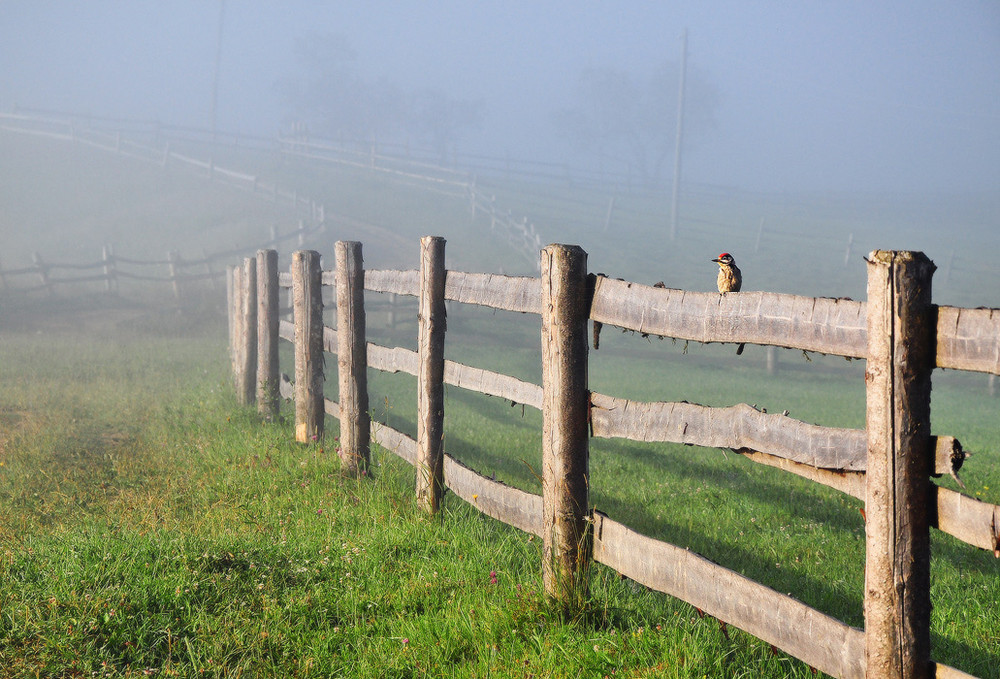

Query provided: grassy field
[0,296,996,678]
[1,128,998,677]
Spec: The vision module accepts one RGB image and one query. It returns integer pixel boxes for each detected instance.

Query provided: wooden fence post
[540,244,592,611]
[335,241,371,477]
[228,264,241,382]
[167,250,182,303]
[33,252,53,296]
[416,236,447,513]
[236,257,258,407]
[256,249,280,420]
[292,250,324,443]
[102,244,116,294]
[864,250,935,679]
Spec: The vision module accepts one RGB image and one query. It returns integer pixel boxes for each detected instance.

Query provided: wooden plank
[591,512,865,679]
[364,268,419,297]
[933,485,1000,555]
[590,394,966,478]
[444,271,542,314]
[936,305,1000,375]
[540,244,591,608]
[590,394,866,471]
[590,277,868,358]
[417,237,447,513]
[442,454,543,537]
[371,421,417,466]
[864,250,935,679]
[367,342,418,375]
[443,361,543,409]
[741,451,866,499]
[335,241,371,476]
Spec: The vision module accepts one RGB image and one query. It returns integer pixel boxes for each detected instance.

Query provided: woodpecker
[712,252,742,293]
[712,252,745,354]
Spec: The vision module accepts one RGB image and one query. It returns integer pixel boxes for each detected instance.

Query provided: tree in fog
[279,32,482,160]
[555,61,718,186]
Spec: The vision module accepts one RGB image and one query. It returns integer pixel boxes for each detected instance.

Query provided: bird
[712,252,745,355]
[712,252,742,293]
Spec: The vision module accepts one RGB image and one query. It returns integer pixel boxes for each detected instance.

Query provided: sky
[1,1,998,193]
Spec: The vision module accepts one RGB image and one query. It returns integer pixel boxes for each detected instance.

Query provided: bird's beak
[711,258,720,263]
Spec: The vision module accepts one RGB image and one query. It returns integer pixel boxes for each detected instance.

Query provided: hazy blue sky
[2,1,998,193]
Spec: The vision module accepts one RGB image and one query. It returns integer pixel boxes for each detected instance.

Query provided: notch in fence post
[292,250,324,443]
[540,244,591,612]
[416,236,447,513]
[256,249,280,420]
[336,241,371,477]
[236,257,258,407]
[864,250,935,679]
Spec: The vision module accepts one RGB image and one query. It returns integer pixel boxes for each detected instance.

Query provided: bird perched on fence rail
[712,252,742,293]
[712,252,745,355]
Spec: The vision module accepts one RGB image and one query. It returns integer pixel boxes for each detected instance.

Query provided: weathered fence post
[335,241,371,476]
[102,244,116,294]
[236,257,258,407]
[864,250,935,679]
[167,250,182,303]
[33,252,53,296]
[416,236,447,513]
[540,244,592,611]
[256,249,280,420]
[292,250,324,443]
[228,264,241,381]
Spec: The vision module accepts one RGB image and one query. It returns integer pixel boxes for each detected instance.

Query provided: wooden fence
[228,239,998,679]
[0,222,321,302]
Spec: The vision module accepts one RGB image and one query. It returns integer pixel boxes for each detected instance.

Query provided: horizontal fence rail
[229,241,997,679]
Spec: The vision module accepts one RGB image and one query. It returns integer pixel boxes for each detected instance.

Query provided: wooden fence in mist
[0,221,319,302]
[229,239,998,679]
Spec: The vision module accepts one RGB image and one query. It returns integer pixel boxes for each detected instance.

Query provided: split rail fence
[0,222,319,301]
[229,238,999,679]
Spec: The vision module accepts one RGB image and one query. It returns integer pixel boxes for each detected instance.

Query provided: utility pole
[210,0,226,137]
[669,29,688,241]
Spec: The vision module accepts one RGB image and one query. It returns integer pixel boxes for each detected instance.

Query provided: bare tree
[555,61,717,187]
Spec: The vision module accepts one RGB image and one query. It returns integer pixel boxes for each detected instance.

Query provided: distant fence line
[0,221,319,301]
[1,109,545,269]
[230,238,998,679]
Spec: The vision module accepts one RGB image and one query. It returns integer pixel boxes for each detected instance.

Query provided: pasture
[0,126,997,677]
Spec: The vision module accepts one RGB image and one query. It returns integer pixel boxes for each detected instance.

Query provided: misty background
[2,1,998,195]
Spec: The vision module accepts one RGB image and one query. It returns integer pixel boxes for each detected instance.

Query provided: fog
[2,1,998,194]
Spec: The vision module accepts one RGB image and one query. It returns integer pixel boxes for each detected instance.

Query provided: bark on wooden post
[256,249,280,420]
[540,244,592,611]
[335,241,371,477]
[236,257,258,407]
[416,236,447,513]
[292,250,324,443]
[864,250,936,679]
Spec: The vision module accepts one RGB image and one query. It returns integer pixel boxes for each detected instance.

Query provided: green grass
[1,130,998,677]
[1,300,996,678]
